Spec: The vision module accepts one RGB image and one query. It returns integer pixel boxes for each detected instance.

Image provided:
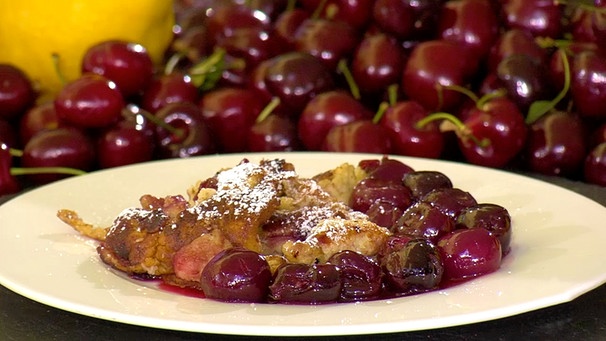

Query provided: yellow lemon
[0,1,175,97]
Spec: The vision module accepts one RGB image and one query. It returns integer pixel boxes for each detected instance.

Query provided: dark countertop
[1,172,605,341]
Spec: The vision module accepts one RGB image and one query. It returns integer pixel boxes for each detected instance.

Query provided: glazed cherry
[21,128,95,184]
[393,201,455,242]
[327,250,382,302]
[456,203,512,255]
[82,40,154,98]
[402,170,453,200]
[421,187,478,219]
[0,64,35,121]
[263,52,335,115]
[54,74,125,129]
[269,263,342,304]
[321,120,392,154]
[298,90,373,151]
[199,87,265,153]
[379,100,444,159]
[380,238,444,295]
[350,177,413,213]
[154,102,216,159]
[141,72,199,113]
[200,248,272,303]
[438,228,502,281]
[363,156,415,182]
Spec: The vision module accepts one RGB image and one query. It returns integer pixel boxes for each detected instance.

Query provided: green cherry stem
[255,97,282,124]
[8,148,23,157]
[416,112,490,147]
[124,105,185,139]
[51,53,68,86]
[10,166,86,177]
[337,59,361,100]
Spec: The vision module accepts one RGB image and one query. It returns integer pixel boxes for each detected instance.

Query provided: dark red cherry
[584,142,606,187]
[54,74,125,129]
[141,72,199,113]
[456,203,512,255]
[570,49,606,120]
[18,101,65,146]
[487,28,548,73]
[269,263,342,304]
[402,170,453,200]
[500,0,564,38]
[327,250,382,302]
[0,64,35,121]
[97,110,155,168]
[247,114,302,152]
[322,120,392,154]
[300,0,374,29]
[372,0,444,41]
[393,201,455,242]
[421,187,478,219]
[0,142,20,195]
[438,228,501,281]
[0,120,18,148]
[82,40,154,98]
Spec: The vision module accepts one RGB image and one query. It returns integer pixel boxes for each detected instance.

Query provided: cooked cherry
[350,177,413,213]
[381,238,444,295]
[365,156,415,182]
[327,250,382,302]
[269,263,342,304]
[393,201,455,242]
[421,187,478,219]
[437,228,502,281]
[402,170,453,200]
[456,203,512,255]
[200,248,272,303]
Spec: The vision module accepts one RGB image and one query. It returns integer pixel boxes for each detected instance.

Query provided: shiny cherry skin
[97,114,155,169]
[82,40,154,98]
[300,0,374,30]
[293,18,360,70]
[273,8,310,50]
[402,40,478,111]
[525,110,587,177]
[21,128,95,184]
[379,100,444,159]
[372,0,444,41]
[0,64,35,121]
[298,90,373,151]
[458,97,528,168]
[393,201,455,242]
[0,120,18,148]
[327,250,382,302]
[322,120,392,154]
[438,228,501,281]
[269,263,342,304]
[54,74,125,129]
[263,52,335,116]
[456,203,512,255]
[200,248,273,303]
[570,49,606,120]
[154,102,216,159]
[350,177,413,214]
[500,0,564,38]
[437,0,499,61]
[247,115,302,152]
[141,72,199,113]
[199,87,265,153]
[402,170,453,200]
[421,187,478,219]
[487,28,548,73]
[203,2,272,49]
[351,33,406,97]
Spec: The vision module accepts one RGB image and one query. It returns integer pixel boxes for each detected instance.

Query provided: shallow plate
[1,152,605,336]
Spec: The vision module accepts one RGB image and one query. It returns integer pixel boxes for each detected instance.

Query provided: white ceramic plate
[1,152,605,336]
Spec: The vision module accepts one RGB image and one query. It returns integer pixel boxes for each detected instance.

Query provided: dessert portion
[58,156,511,304]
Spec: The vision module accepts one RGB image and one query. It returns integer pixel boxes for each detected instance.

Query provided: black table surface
[1,172,605,341]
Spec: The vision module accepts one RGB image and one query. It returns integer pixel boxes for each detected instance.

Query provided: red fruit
[458,97,528,168]
[18,101,65,146]
[0,64,35,121]
[199,87,265,153]
[141,72,199,113]
[298,90,373,150]
[584,142,606,186]
[500,0,563,38]
[97,112,155,168]
[570,49,606,120]
[82,40,154,98]
[379,100,444,159]
[487,28,548,73]
[54,74,125,128]
[322,120,392,154]
[0,142,20,195]
[0,120,18,148]
[247,115,301,152]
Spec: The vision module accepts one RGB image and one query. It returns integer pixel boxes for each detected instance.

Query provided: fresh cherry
[82,40,154,98]
[54,74,125,129]
[18,101,65,146]
[141,72,199,113]
[0,142,20,195]
[321,120,392,154]
[0,64,35,121]
[584,142,606,186]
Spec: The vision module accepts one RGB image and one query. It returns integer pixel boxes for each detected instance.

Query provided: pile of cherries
[198,157,510,304]
[1,0,606,196]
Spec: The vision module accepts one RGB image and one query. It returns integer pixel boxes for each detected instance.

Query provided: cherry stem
[10,167,86,177]
[372,84,399,124]
[125,105,185,139]
[440,83,479,103]
[286,0,296,12]
[255,97,281,123]
[311,0,329,19]
[8,148,23,157]
[416,112,490,147]
[555,0,606,13]
[164,52,184,75]
[337,59,361,100]
[51,53,68,86]
[387,84,399,106]
[188,48,227,90]
[525,48,570,124]
[372,102,390,124]
[476,88,508,109]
